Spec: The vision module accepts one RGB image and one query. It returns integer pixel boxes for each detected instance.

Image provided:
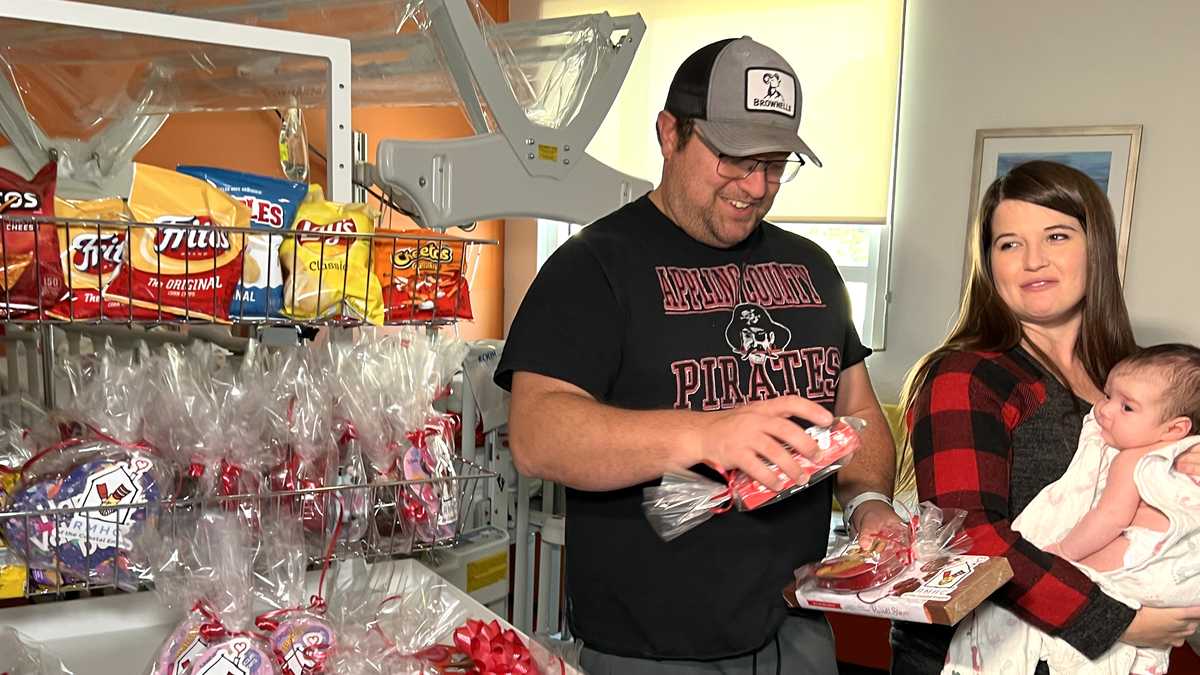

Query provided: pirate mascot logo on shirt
[724,302,791,365]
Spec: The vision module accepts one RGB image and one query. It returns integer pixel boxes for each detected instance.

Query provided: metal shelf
[1,459,497,601]
[0,214,494,328]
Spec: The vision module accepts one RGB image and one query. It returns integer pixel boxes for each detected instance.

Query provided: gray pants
[578,613,837,675]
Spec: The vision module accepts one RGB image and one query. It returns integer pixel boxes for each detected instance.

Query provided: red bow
[341,425,359,446]
[187,462,206,479]
[453,620,534,675]
[406,428,434,451]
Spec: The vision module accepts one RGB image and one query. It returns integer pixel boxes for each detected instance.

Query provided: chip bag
[108,163,249,322]
[176,166,306,320]
[47,197,132,321]
[0,162,64,318]
[279,184,383,325]
[374,227,475,323]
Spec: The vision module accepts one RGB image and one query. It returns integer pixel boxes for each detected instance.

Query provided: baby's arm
[1057,450,1143,561]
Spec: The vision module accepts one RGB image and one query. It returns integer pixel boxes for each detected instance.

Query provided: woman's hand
[1121,606,1200,648]
[850,500,905,548]
[1173,441,1200,485]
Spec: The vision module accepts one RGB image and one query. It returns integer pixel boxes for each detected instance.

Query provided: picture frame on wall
[963,125,1142,284]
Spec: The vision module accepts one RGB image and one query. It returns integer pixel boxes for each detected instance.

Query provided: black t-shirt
[495,196,871,660]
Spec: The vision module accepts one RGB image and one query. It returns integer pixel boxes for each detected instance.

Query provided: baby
[946,343,1200,675]
[1048,343,1200,572]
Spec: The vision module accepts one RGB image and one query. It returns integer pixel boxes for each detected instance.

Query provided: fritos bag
[374,227,474,322]
[47,197,132,321]
[108,163,249,322]
[279,184,383,325]
[0,162,63,318]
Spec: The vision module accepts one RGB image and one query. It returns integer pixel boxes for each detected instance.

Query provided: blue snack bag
[176,166,306,319]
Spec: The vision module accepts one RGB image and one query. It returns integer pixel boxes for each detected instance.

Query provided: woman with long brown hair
[890,160,1200,673]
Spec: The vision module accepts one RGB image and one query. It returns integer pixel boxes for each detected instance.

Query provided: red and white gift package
[0,327,580,673]
[642,417,865,541]
[787,503,1014,625]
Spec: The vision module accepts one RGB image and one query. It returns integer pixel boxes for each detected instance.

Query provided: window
[536,219,888,347]
[527,0,904,348]
[777,222,889,347]
[537,219,582,270]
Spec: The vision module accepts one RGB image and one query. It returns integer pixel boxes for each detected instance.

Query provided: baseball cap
[665,36,822,167]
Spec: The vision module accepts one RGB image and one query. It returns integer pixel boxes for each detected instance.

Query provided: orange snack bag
[373,227,474,322]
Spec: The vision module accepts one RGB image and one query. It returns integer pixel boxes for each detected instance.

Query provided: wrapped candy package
[643,416,865,541]
[3,342,164,591]
[144,512,277,675]
[787,503,1014,625]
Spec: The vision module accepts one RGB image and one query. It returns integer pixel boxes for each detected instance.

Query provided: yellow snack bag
[279,185,383,324]
[0,467,26,599]
[109,164,250,322]
[47,197,131,321]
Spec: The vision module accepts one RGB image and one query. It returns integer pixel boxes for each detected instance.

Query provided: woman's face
[988,199,1088,328]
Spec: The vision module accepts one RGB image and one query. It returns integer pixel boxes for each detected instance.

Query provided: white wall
[504,217,538,333]
[870,0,1200,401]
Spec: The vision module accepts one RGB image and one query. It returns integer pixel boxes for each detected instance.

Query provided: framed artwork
[964,125,1142,284]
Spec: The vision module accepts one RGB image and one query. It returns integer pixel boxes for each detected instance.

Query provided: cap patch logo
[745,68,795,117]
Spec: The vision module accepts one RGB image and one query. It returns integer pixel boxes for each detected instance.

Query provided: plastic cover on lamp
[0,0,624,194]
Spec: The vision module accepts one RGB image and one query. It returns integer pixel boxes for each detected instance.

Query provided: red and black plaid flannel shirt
[908,349,1135,658]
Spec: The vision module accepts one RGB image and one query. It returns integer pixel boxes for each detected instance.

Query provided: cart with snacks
[0,1,647,673]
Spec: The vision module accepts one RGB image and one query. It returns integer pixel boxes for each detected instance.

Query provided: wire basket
[0,215,495,327]
[0,459,496,600]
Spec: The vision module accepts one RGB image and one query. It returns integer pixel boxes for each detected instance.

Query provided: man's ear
[1163,415,1194,442]
[656,110,677,161]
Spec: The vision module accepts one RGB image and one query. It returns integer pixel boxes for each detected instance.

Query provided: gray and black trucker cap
[665,36,822,167]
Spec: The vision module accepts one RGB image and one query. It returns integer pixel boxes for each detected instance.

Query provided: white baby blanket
[944,411,1200,675]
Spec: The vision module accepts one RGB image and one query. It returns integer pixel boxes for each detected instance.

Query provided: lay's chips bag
[108,163,249,322]
[47,197,132,321]
[176,166,305,320]
[279,184,383,325]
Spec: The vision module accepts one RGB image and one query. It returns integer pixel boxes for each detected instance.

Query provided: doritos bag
[176,166,305,320]
[109,164,249,322]
[374,227,475,322]
[0,162,63,318]
[47,197,132,321]
[279,184,383,325]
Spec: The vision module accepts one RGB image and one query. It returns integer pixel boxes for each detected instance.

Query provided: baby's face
[1096,369,1170,449]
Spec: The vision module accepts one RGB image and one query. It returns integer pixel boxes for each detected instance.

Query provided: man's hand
[1122,606,1200,648]
[684,395,834,490]
[1174,441,1200,485]
[850,500,904,548]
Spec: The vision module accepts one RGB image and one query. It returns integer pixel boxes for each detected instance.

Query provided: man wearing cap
[495,37,899,673]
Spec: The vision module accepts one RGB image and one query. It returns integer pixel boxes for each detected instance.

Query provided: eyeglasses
[697,133,806,184]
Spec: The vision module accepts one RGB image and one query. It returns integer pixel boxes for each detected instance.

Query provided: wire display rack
[0,214,496,327]
[0,458,496,600]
